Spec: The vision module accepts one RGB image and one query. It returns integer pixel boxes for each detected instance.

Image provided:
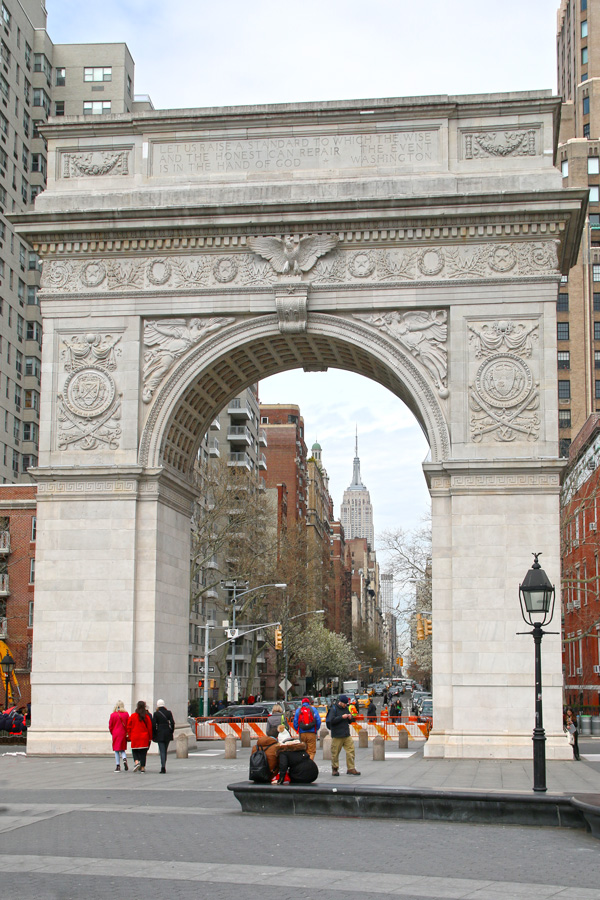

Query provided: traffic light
[416,614,425,641]
[197,679,203,688]
[358,663,361,671]
[396,657,400,665]
[424,619,432,637]
[399,657,403,667]
[274,628,283,650]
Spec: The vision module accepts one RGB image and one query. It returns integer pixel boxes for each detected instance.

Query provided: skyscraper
[340,431,374,550]
[556,0,600,454]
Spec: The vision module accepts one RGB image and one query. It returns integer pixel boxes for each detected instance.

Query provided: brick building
[0,483,35,709]
[259,404,307,527]
[561,413,600,709]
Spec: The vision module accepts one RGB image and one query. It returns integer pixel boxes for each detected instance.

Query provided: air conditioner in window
[0,616,6,638]
[593,665,600,674]
[576,667,583,674]
[591,522,597,532]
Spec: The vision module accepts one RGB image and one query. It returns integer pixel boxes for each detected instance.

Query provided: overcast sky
[45,0,560,549]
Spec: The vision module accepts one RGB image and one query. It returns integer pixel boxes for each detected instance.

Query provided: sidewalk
[2,738,600,796]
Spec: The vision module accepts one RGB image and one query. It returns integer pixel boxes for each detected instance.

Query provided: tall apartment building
[556,0,600,454]
[340,433,375,549]
[0,0,150,484]
[189,384,268,705]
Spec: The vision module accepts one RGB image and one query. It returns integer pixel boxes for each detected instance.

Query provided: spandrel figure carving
[143,317,234,402]
[355,309,448,397]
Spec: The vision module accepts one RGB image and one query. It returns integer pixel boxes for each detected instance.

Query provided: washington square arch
[13,90,586,758]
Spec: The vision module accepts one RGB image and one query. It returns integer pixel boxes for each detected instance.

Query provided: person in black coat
[366,698,377,723]
[276,728,318,784]
[152,699,175,773]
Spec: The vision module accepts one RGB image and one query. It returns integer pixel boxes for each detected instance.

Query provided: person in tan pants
[292,697,321,760]
[326,695,360,776]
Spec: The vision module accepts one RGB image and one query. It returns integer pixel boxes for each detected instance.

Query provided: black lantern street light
[518,552,557,793]
[1,650,15,711]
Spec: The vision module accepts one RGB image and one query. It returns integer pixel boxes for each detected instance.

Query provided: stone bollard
[319,727,328,748]
[323,735,332,760]
[398,728,408,750]
[224,735,237,759]
[175,733,189,759]
[241,728,251,748]
[373,735,385,761]
[358,728,369,749]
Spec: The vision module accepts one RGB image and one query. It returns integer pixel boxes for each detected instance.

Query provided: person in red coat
[108,700,130,772]
[127,700,153,772]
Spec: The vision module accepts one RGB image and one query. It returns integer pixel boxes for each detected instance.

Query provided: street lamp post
[224,581,287,702]
[518,552,557,793]
[1,651,15,710]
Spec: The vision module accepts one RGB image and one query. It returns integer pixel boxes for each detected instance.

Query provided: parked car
[418,698,433,727]
[203,704,273,723]
[373,684,385,696]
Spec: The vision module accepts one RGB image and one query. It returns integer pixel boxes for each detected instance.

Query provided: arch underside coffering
[142,314,449,476]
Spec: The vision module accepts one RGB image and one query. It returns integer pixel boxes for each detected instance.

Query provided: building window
[31,153,45,175]
[54,100,64,116]
[22,454,36,471]
[590,186,599,203]
[582,0,587,10]
[24,388,39,410]
[32,88,50,115]
[596,380,600,399]
[596,350,600,369]
[557,322,570,341]
[33,53,51,84]
[29,557,34,584]
[11,448,17,474]
[562,159,569,177]
[584,96,590,116]
[26,321,41,343]
[31,515,36,541]
[126,73,132,97]
[589,157,600,175]
[595,322,600,341]
[26,286,37,305]
[583,19,589,37]
[83,100,111,115]
[583,47,589,65]
[557,292,569,311]
[584,123,591,138]
[23,421,37,441]
[560,438,572,457]
[594,265,600,282]
[1,4,10,28]
[25,356,40,378]
[558,351,571,369]
[28,599,33,627]
[16,315,22,341]
[558,380,571,400]
[55,67,65,86]
[559,410,572,429]
[84,67,112,82]
[591,214,600,226]
[583,73,589,82]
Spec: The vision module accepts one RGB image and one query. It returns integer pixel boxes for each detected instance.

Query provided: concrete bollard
[373,735,385,761]
[358,728,369,749]
[319,727,328,748]
[175,733,189,759]
[398,728,408,750]
[224,735,237,759]
[241,728,251,748]
[323,735,332,760]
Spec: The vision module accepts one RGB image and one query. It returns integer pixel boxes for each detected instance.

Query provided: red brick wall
[0,484,36,711]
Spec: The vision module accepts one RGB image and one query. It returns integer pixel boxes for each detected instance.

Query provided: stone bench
[571,794,600,838]
[228,781,590,832]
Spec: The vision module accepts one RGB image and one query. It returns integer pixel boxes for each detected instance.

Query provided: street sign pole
[203,619,210,716]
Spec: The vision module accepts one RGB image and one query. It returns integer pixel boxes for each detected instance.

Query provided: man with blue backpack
[292,696,321,760]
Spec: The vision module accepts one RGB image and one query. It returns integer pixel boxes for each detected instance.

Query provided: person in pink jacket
[108,700,129,772]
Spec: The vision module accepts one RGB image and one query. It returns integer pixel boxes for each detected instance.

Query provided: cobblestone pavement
[1,742,600,899]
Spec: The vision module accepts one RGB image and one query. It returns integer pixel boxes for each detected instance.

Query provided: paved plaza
[1,739,600,900]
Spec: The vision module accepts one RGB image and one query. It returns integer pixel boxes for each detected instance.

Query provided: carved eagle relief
[247,234,338,275]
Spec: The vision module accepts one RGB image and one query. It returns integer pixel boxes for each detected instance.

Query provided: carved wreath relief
[62,151,130,178]
[40,240,558,294]
[354,310,448,398]
[142,317,235,402]
[468,319,540,443]
[57,333,122,450]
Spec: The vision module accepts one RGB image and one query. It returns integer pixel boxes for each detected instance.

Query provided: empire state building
[340,433,375,550]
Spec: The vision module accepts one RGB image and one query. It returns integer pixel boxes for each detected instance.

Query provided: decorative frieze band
[463,129,538,160]
[61,150,131,178]
[40,240,559,294]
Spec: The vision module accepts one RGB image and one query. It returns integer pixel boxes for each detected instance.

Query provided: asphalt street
[1,740,600,900]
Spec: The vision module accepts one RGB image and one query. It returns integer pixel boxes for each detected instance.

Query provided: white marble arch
[13,90,586,756]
